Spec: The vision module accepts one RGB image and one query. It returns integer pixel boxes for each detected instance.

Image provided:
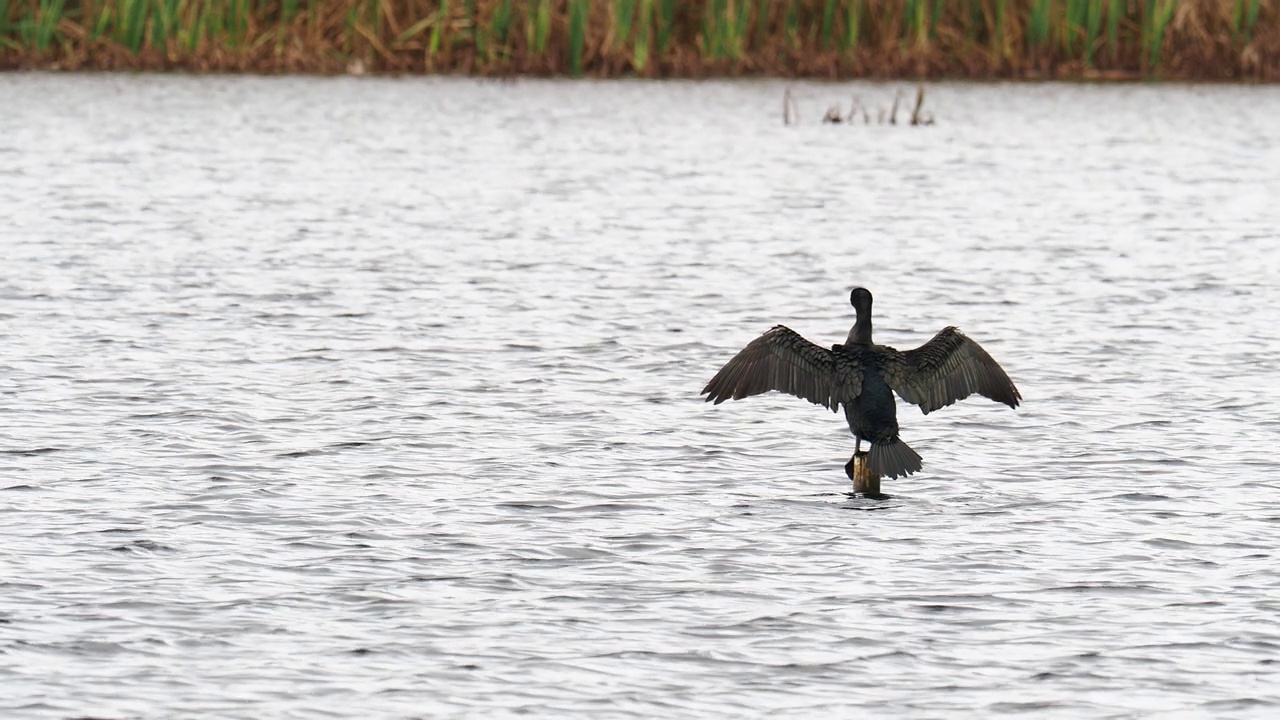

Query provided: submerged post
[910,85,925,126]
[845,451,881,496]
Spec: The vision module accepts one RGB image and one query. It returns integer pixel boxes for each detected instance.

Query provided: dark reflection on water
[2,75,1280,718]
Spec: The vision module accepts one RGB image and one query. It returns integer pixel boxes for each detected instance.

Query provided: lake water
[2,74,1280,718]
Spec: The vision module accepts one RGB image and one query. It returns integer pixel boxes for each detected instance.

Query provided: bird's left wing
[880,326,1021,415]
[701,325,862,412]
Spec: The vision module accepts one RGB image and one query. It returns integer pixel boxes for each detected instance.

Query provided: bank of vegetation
[1,0,1276,79]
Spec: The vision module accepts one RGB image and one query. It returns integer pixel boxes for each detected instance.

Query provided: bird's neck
[847,314,873,345]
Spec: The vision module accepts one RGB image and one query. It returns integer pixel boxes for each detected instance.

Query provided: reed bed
[1,0,1277,79]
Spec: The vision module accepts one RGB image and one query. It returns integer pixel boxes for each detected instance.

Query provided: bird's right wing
[700,325,862,412]
[880,326,1021,414]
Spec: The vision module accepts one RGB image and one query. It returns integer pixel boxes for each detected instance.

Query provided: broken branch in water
[783,84,934,127]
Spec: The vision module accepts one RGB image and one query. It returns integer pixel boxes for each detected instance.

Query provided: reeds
[814,84,934,126]
[2,0,1277,79]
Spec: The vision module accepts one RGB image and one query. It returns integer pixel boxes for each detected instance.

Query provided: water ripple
[1,75,1279,718]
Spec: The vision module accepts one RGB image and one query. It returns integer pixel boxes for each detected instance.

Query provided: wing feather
[701,326,862,411]
[880,326,1021,414]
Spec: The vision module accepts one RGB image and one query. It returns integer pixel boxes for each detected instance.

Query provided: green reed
[1027,0,1051,51]
[1106,0,1120,63]
[567,0,585,74]
[612,0,634,52]
[631,0,649,70]
[530,0,550,54]
[653,0,673,55]
[701,0,750,60]
[842,0,860,52]
[819,0,835,49]
[2,0,1276,79]
[1145,0,1176,68]
[1235,0,1261,44]
[1083,0,1103,66]
[990,0,1007,57]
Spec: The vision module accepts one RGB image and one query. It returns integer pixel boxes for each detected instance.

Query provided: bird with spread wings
[702,287,1020,480]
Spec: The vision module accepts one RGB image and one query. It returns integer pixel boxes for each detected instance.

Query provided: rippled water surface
[3,75,1280,718]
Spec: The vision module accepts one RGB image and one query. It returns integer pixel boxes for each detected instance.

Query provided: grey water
[2,74,1280,719]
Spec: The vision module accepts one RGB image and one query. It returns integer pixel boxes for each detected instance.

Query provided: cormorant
[701,287,1020,479]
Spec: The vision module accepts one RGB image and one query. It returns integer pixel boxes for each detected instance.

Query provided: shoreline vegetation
[1,1,1276,80]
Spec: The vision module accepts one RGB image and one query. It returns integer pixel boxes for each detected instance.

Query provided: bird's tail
[868,438,922,479]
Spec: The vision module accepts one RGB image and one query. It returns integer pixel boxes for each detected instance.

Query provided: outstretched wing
[880,326,1021,414]
[701,325,862,412]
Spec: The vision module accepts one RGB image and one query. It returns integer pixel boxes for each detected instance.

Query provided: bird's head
[849,287,873,313]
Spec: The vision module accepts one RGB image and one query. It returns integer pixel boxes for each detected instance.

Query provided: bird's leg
[845,436,863,484]
[847,435,880,494]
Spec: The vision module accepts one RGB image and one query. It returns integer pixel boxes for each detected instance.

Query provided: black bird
[701,288,1020,479]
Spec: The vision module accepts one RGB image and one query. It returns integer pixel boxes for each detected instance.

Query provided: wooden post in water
[910,84,925,126]
[845,451,881,496]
